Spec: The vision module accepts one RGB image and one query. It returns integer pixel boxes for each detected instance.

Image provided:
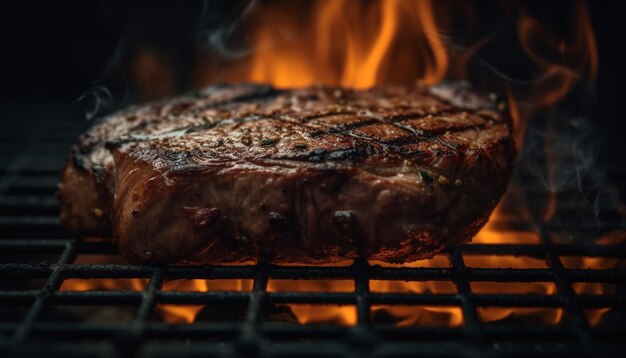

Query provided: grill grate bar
[539,226,593,344]
[353,258,372,327]
[3,238,624,257]
[10,241,77,345]
[118,269,165,356]
[450,248,483,343]
[237,262,269,354]
[2,261,626,283]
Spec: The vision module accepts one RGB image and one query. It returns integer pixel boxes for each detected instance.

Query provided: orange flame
[193,0,448,89]
[91,0,612,328]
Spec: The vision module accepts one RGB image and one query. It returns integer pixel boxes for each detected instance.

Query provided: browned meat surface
[59,82,516,264]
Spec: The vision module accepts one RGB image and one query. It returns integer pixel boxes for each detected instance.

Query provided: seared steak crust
[59,83,516,264]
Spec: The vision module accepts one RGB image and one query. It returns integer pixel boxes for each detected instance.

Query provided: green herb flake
[261,138,277,146]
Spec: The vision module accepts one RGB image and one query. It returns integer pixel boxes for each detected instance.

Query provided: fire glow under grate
[0,111,625,358]
[1,233,626,357]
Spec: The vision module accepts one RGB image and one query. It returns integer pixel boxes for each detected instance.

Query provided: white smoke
[77,83,113,120]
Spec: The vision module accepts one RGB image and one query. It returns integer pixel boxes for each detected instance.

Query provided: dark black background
[0,0,623,189]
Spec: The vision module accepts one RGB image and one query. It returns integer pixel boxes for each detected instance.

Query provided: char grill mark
[59,83,515,265]
[306,114,380,135]
[84,85,500,166]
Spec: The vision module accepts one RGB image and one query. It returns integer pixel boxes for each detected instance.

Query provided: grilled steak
[59,82,516,264]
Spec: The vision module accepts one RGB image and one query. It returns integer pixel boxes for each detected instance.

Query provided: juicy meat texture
[59,83,516,264]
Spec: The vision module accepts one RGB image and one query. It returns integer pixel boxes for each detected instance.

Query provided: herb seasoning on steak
[59,82,516,264]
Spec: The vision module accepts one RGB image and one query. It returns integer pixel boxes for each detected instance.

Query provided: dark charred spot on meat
[307,148,327,161]
[326,147,368,161]
[306,114,378,134]
[305,146,371,162]
[348,123,413,145]
[392,122,425,140]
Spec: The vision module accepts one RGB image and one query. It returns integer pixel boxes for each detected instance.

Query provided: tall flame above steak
[59,82,515,264]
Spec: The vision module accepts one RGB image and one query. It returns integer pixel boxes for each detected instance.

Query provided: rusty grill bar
[1,118,625,357]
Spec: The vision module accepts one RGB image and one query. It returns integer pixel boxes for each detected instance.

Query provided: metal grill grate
[0,105,625,357]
